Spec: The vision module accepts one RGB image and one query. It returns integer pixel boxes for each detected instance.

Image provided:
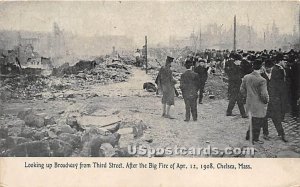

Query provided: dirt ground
[1,67,299,157]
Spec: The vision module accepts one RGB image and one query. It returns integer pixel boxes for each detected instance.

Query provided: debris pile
[0,108,149,157]
[0,57,132,101]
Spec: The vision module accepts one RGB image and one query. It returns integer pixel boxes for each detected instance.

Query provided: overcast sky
[0,1,298,45]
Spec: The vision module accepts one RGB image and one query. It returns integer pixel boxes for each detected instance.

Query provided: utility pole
[233,15,237,51]
[247,14,251,50]
[199,26,202,51]
[298,4,300,47]
[145,36,148,74]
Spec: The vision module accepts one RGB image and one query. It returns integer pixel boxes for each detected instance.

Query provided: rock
[33,130,48,140]
[7,120,25,137]
[81,127,108,144]
[76,73,86,79]
[0,127,8,139]
[143,82,157,92]
[20,126,36,139]
[9,141,50,157]
[107,123,121,133]
[44,116,56,126]
[47,130,57,139]
[24,113,45,128]
[52,125,76,135]
[63,91,75,98]
[209,95,215,99]
[100,143,116,157]
[90,133,121,157]
[17,108,33,120]
[115,147,132,157]
[58,133,81,149]
[133,122,146,138]
[49,139,73,157]
[7,119,25,128]
[277,151,300,158]
[66,116,84,131]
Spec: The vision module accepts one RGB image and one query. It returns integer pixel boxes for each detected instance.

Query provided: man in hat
[157,56,177,119]
[261,59,274,140]
[225,53,247,118]
[194,58,209,104]
[240,53,253,78]
[180,60,200,121]
[241,59,269,144]
[267,54,288,142]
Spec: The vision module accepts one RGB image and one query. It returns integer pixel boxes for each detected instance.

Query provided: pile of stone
[0,108,149,157]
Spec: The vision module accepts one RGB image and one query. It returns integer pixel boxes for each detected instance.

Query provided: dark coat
[157,66,176,105]
[225,60,242,99]
[267,64,288,118]
[180,70,200,98]
[194,65,208,84]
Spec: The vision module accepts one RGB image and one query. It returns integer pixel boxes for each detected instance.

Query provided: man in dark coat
[225,53,247,118]
[261,59,274,140]
[241,59,269,144]
[240,53,253,77]
[180,60,200,121]
[194,58,209,104]
[157,56,177,119]
[267,54,288,142]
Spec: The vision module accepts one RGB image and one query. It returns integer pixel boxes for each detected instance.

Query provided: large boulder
[33,130,48,141]
[51,124,76,135]
[44,116,56,126]
[19,126,36,139]
[49,139,73,157]
[90,133,121,157]
[0,127,8,139]
[58,133,81,149]
[24,113,45,128]
[7,120,25,137]
[17,108,33,120]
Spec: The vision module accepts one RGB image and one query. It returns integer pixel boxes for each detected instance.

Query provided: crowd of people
[156,48,300,144]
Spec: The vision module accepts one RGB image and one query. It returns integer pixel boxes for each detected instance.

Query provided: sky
[0,1,299,46]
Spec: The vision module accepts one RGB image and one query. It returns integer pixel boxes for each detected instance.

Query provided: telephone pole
[145,36,148,74]
[233,15,237,51]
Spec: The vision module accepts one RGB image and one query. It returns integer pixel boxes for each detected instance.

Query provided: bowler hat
[166,56,174,63]
[264,59,274,68]
[253,59,263,69]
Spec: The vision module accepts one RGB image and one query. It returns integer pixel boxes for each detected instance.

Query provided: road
[1,67,300,157]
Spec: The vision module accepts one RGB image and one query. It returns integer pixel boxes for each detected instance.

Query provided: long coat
[267,64,288,119]
[157,66,176,105]
[240,71,269,118]
[180,70,200,98]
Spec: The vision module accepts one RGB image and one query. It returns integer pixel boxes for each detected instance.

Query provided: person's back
[180,70,199,98]
[241,71,269,118]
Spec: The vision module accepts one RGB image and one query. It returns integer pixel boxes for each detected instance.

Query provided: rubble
[1,55,133,101]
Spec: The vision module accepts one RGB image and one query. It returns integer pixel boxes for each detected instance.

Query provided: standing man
[157,56,177,119]
[261,59,274,140]
[180,60,200,121]
[225,53,247,118]
[267,54,288,142]
[194,58,208,104]
[240,59,269,144]
[134,49,141,67]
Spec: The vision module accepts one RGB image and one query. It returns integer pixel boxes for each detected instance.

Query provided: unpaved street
[1,68,299,157]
